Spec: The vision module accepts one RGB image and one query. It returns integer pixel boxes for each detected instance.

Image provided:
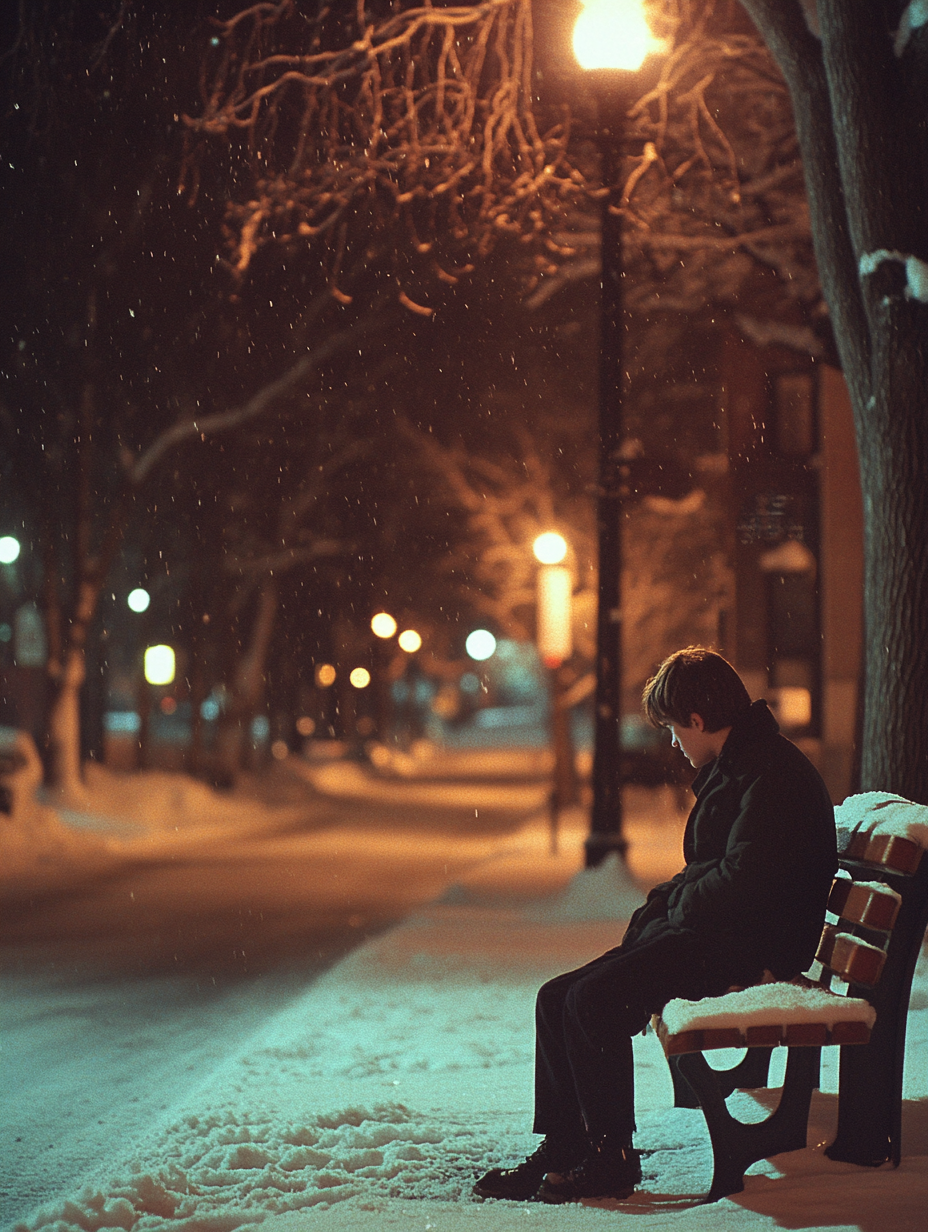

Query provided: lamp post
[572,0,658,867]
[533,532,577,847]
[371,611,398,742]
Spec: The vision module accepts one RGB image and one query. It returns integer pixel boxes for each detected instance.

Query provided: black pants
[532,926,758,1143]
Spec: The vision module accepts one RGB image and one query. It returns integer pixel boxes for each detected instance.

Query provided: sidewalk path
[11,807,927,1232]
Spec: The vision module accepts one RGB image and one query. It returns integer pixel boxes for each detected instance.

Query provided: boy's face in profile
[667,714,718,769]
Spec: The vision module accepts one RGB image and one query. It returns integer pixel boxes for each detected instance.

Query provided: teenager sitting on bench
[474,646,836,1204]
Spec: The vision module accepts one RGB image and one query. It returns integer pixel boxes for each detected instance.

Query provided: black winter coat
[629,700,837,981]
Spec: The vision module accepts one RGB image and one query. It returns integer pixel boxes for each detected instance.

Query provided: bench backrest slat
[816,925,886,986]
[844,831,923,875]
[826,878,901,932]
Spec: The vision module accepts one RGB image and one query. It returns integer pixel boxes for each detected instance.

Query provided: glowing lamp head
[572,0,653,72]
[371,612,397,639]
[398,629,422,653]
[533,532,568,565]
[144,644,175,686]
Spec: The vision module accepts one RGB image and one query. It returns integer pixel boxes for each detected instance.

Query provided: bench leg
[825,1034,899,1167]
[670,1047,773,1108]
[675,1046,820,1202]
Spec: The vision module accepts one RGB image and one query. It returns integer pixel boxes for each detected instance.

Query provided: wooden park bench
[652,792,928,1202]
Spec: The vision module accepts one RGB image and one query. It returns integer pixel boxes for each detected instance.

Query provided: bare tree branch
[130,307,384,484]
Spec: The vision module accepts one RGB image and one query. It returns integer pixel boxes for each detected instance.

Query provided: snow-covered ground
[2,752,926,1232]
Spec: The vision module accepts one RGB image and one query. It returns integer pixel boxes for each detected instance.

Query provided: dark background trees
[7,1,915,803]
[185,0,926,802]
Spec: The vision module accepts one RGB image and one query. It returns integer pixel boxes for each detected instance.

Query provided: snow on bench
[836,791,928,875]
[656,793,926,1058]
[657,980,876,1055]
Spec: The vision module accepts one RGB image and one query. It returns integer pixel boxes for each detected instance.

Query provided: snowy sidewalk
[11,808,928,1232]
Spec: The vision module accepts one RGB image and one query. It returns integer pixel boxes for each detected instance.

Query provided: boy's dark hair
[642,646,751,732]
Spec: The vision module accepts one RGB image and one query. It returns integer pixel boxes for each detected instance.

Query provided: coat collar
[691,699,779,793]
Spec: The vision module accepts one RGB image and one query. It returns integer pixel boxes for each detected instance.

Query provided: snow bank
[0,730,114,886]
[0,759,330,891]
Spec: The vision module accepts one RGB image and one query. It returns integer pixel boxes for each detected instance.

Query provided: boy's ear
[689,713,706,731]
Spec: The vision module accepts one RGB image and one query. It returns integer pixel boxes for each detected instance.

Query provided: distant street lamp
[127,587,151,613]
[370,612,398,741]
[398,628,422,653]
[144,644,175,686]
[533,532,577,837]
[371,611,397,639]
[316,663,337,687]
[572,0,660,867]
[465,629,497,662]
[0,536,21,565]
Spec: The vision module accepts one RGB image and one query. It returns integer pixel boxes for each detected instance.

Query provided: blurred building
[720,336,863,801]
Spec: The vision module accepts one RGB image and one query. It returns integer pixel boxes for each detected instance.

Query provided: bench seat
[657,980,876,1055]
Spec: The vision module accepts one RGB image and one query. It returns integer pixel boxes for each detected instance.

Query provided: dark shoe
[538,1140,641,1203]
[473,1136,587,1201]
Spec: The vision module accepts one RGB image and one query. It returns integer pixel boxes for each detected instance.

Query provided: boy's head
[642,646,751,733]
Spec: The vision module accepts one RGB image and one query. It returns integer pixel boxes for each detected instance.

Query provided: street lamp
[370,612,398,741]
[127,587,150,613]
[573,0,660,867]
[144,644,175,686]
[533,532,577,838]
[398,628,422,653]
[371,611,397,639]
[465,629,497,661]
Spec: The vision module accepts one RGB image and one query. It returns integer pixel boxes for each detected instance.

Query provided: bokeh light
[0,536,21,565]
[316,663,336,687]
[398,629,422,653]
[533,532,568,565]
[127,588,151,613]
[371,612,398,638]
[465,629,497,661]
[349,667,371,688]
[144,644,175,686]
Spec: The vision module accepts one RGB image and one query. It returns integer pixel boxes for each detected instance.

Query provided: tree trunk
[858,346,928,799]
[741,0,928,804]
[213,577,279,784]
[45,568,102,800]
[47,646,87,802]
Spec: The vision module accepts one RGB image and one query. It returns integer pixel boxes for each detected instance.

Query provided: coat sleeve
[664,770,814,934]
[622,872,685,942]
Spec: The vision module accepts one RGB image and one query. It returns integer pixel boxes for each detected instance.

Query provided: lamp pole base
[584,829,628,868]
